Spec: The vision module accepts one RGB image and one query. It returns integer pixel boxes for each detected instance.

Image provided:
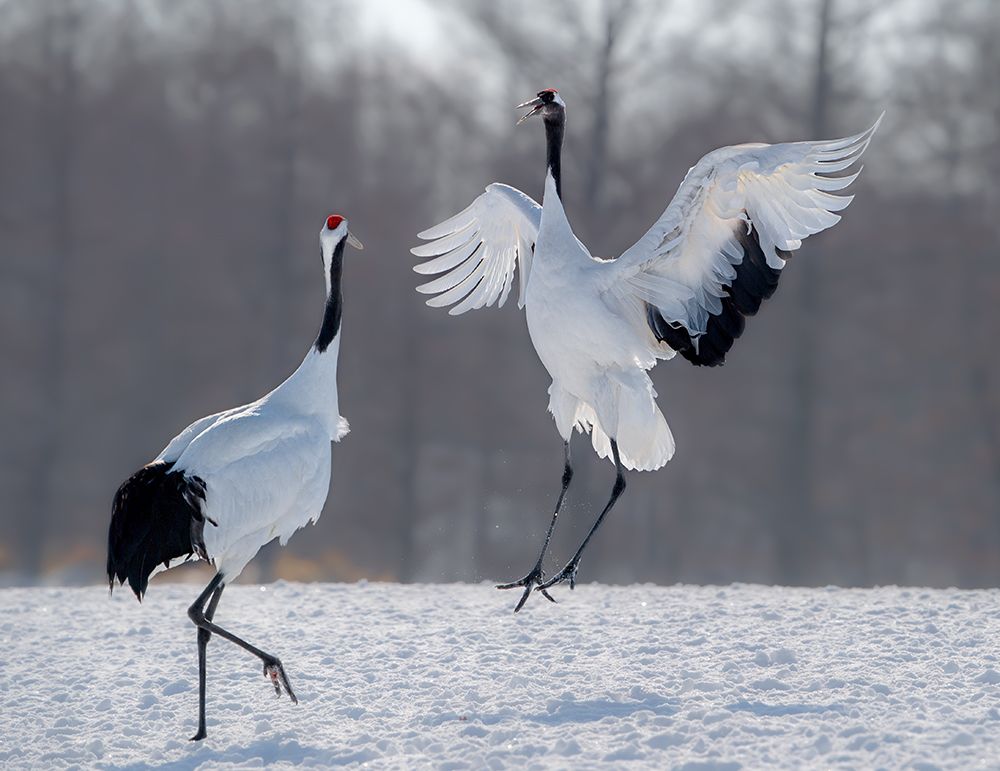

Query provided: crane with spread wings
[413,88,881,612]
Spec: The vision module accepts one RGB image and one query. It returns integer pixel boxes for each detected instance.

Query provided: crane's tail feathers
[573,399,676,472]
[107,461,210,600]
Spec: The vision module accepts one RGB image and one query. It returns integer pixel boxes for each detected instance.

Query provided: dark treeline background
[1,0,998,589]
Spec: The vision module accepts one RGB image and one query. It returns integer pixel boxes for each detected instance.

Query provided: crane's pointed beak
[516,96,544,126]
[347,232,364,250]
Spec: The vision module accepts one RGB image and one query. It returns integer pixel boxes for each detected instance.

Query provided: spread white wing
[605,114,882,366]
[412,183,541,315]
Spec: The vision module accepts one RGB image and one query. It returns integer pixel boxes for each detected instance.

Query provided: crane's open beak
[516,96,544,125]
[347,232,364,250]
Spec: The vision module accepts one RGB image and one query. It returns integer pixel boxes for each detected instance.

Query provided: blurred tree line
[1,0,997,588]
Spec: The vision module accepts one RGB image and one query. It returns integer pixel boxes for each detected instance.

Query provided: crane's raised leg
[497,440,573,612]
[540,439,626,593]
[187,572,297,742]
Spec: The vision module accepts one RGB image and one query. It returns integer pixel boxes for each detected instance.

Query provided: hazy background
[1,0,998,590]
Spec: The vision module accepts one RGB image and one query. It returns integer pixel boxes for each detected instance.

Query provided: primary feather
[414,183,540,313]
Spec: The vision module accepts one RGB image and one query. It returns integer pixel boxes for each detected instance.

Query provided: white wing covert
[155,407,240,464]
[176,413,332,578]
[605,115,882,366]
[412,183,541,315]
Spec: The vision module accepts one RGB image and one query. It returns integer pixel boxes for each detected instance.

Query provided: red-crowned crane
[413,88,881,612]
[107,214,363,740]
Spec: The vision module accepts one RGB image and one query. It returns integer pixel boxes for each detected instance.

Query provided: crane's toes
[496,565,544,592]
[263,659,298,704]
[267,666,281,696]
[190,729,208,742]
[496,575,536,591]
[497,565,553,613]
[513,585,532,614]
[538,561,579,592]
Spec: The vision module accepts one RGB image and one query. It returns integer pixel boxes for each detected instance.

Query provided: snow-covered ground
[4,581,1000,769]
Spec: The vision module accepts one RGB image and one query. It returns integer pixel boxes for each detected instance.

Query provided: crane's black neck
[544,110,565,199]
[314,237,345,352]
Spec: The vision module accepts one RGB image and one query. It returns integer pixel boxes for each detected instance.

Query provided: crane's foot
[190,728,208,742]
[497,564,557,613]
[538,559,580,592]
[263,657,298,704]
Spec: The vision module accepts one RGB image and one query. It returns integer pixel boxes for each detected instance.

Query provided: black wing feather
[646,221,788,367]
[107,460,209,600]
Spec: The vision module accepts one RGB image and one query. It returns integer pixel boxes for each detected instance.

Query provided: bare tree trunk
[396,311,421,582]
[967,64,1000,566]
[810,0,832,142]
[22,1,80,578]
[977,33,1000,556]
[776,0,833,585]
[256,11,303,583]
[584,0,620,215]
[964,241,1000,578]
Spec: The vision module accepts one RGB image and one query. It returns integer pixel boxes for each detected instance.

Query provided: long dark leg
[187,572,297,741]
[497,440,573,612]
[540,439,626,592]
[191,577,224,741]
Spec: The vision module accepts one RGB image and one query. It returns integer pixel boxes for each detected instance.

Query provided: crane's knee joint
[613,474,626,497]
[562,464,574,487]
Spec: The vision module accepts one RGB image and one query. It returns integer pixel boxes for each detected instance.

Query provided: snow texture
[4,582,1000,769]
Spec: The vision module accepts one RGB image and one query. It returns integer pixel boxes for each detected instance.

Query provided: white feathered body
[153,341,348,580]
[526,174,674,471]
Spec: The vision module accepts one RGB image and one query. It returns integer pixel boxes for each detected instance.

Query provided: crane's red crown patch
[326,215,344,230]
